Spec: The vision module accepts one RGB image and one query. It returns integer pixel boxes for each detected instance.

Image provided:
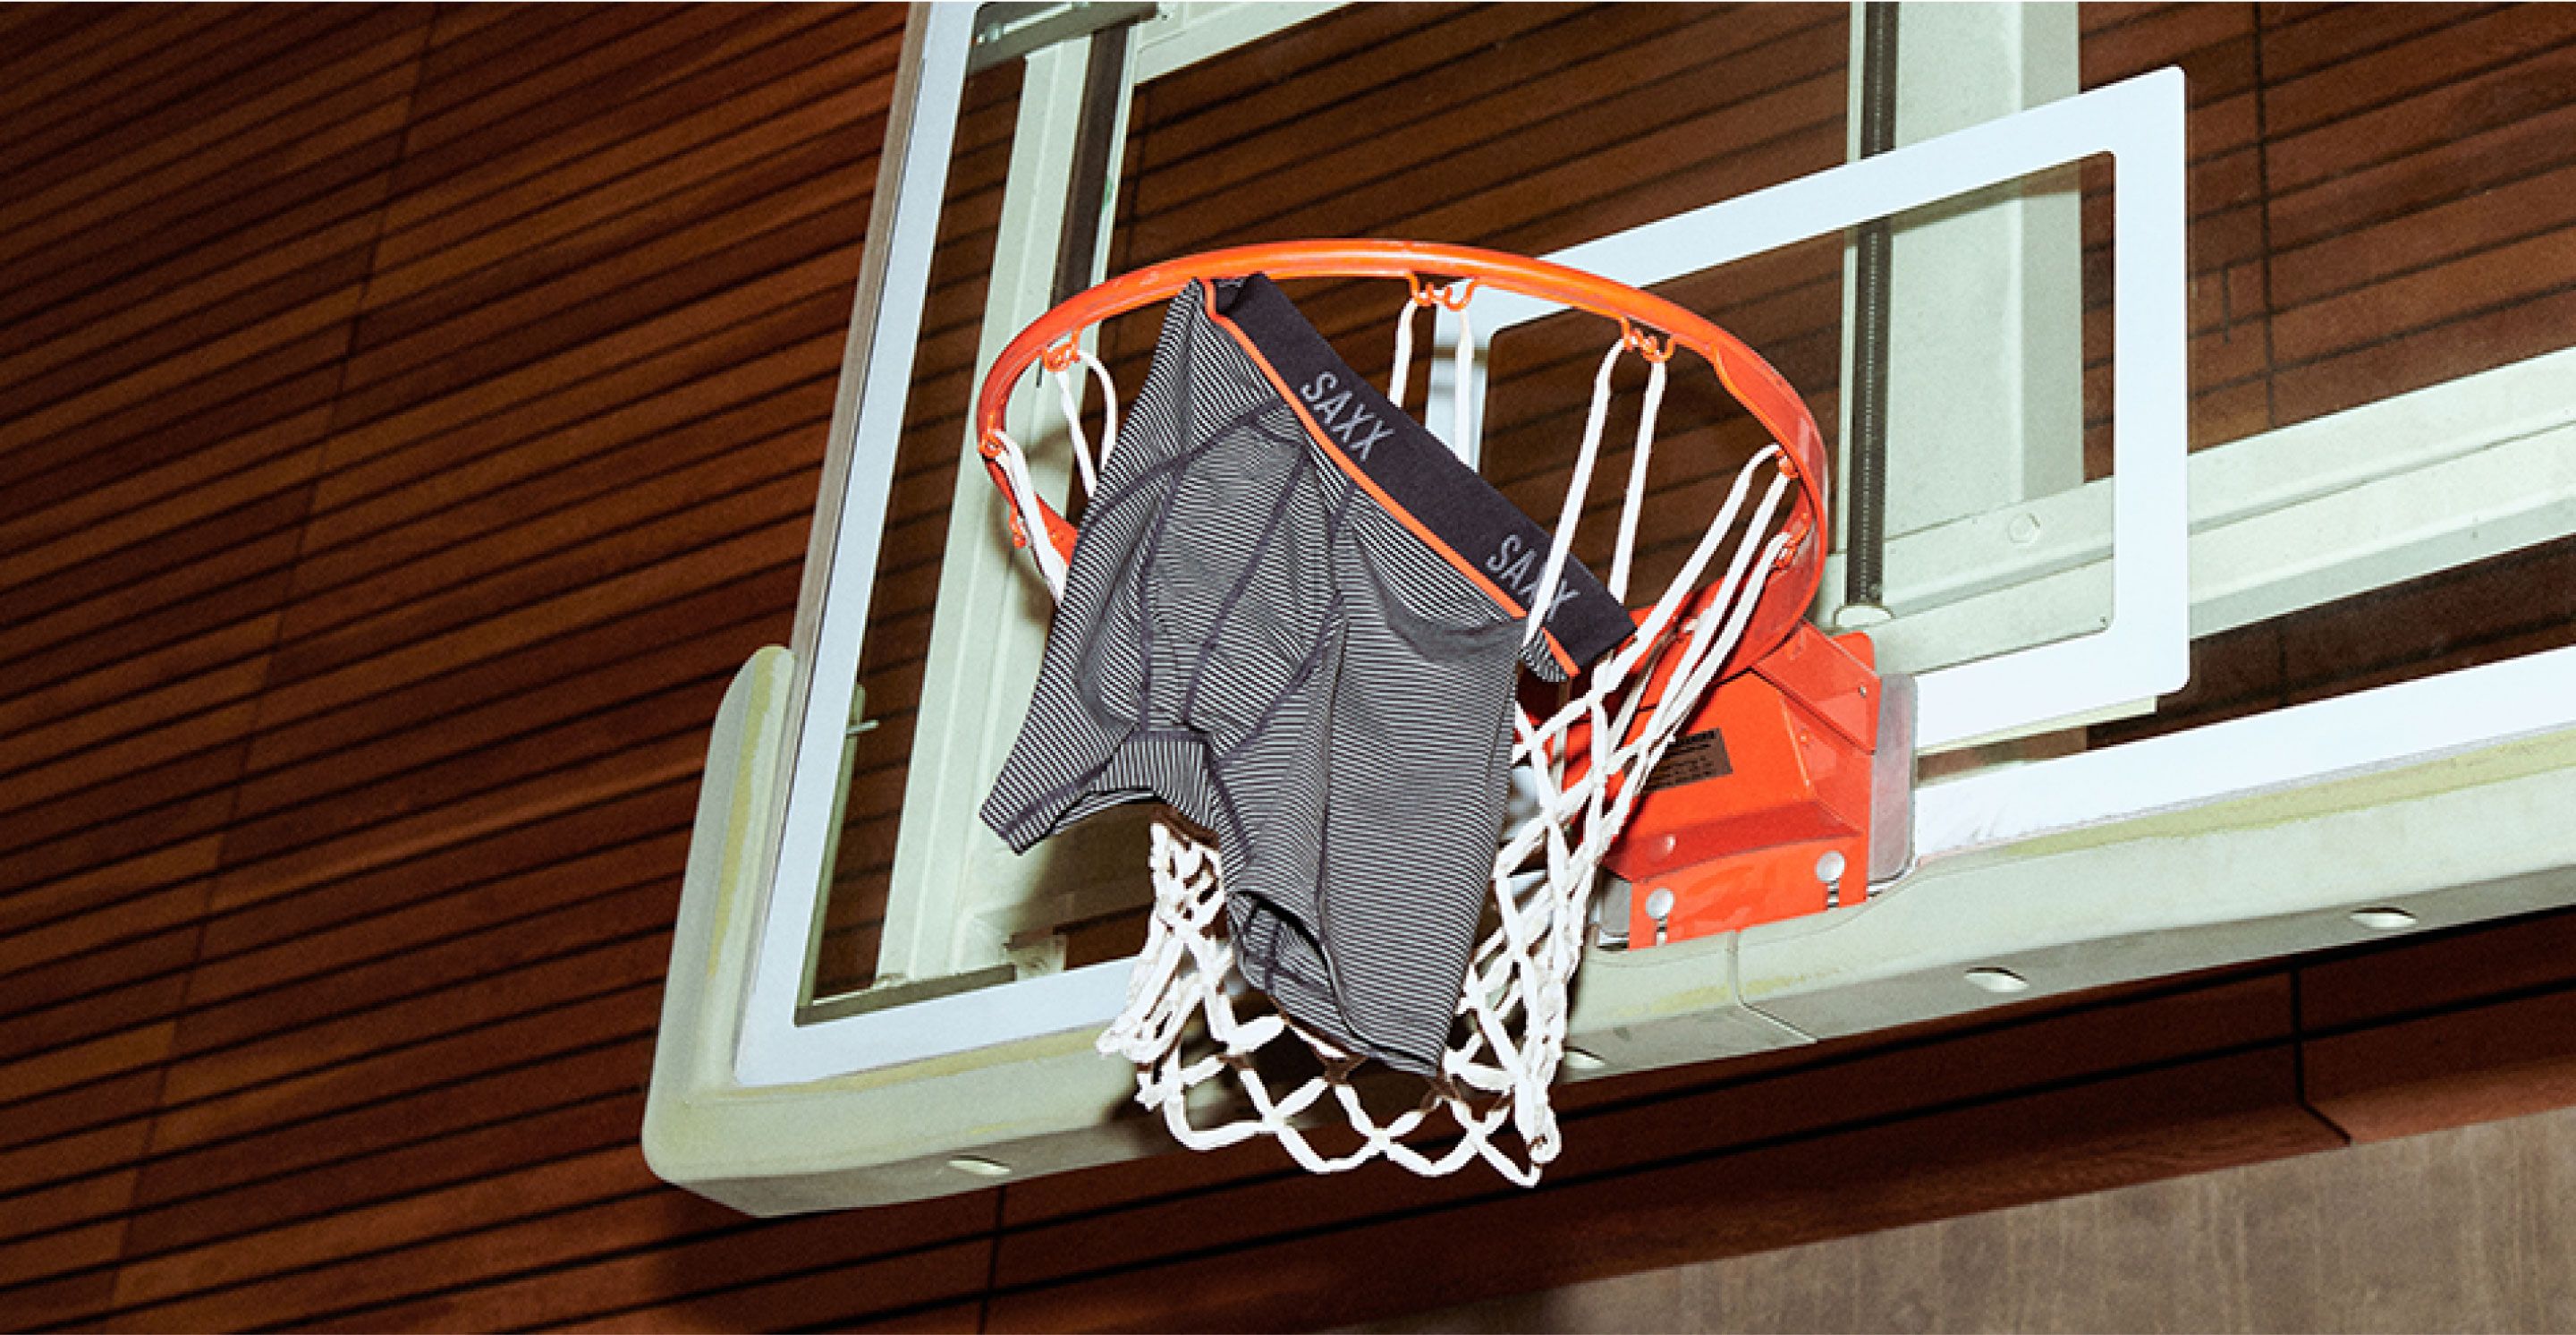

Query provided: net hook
[1407,273,1478,310]
[1621,319,1675,363]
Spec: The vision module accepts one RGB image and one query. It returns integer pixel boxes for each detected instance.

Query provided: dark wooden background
[4,4,2576,1331]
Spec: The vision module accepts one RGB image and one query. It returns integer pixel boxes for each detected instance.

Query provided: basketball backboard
[647,3,2576,1213]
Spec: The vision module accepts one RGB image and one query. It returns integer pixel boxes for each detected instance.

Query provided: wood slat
[236,562,798,780]
[129,1033,657,1213]
[2307,990,2576,1144]
[0,6,340,187]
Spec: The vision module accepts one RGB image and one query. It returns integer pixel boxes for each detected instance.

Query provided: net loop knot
[1406,273,1478,310]
[1620,319,1676,363]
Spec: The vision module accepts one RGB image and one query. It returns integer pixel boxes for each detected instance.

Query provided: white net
[993,281,1799,1184]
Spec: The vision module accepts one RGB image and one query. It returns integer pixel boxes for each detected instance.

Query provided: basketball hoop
[973,240,1858,1184]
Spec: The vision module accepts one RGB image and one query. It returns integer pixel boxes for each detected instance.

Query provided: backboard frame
[646,2,2576,1215]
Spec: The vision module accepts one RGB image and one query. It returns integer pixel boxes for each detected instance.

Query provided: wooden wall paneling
[319,1195,999,1332]
[197,723,710,929]
[2260,13,2576,422]
[229,565,801,801]
[370,21,892,276]
[125,1031,658,1222]
[239,506,808,739]
[0,315,349,519]
[2081,4,2258,86]
[168,881,675,1071]
[330,168,869,438]
[2268,5,2572,140]
[114,1175,869,1331]
[0,1067,164,1176]
[0,59,424,331]
[0,1033,182,1157]
[991,1050,2335,1332]
[10,1043,645,1275]
[18,1029,647,1252]
[104,1147,694,1323]
[2301,909,2576,1036]
[349,129,872,378]
[2269,225,2576,369]
[1131,4,1574,174]
[309,268,852,511]
[285,375,834,604]
[225,760,687,935]
[540,1239,997,1334]
[0,1224,133,1320]
[0,6,906,1322]
[1123,4,1678,230]
[0,241,376,442]
[989,976,2301,1288]
[0,494,316,678]
[0,791,246,946]
[0,430,333,625]
[2267,279,2576,429]
[2274,536,2576,696]
[225,632,766,849]
[292,304,846,586]
[2268,148,2576,313]
[402,4,611,106]
[0,6,256,132]
[0,842,224,975]
[255,468,817,718]
[0,927,198,1058]
[221,551,803,819]
[1407,45,1843,259]
[396,6,770,157]
[0,166,390,379]
[138,976,657,1163]
[0,7,385,200]
[152,940,668,1132]
[3,1166,146,1268]
[2255,3,2499,81]
[0,1023,182,1129]
[842,1301,992,1335]
[124,1093,655,1263]
[1126,8,1844,261]
[2306,992,2576,1144]
[0,552,300,753]
[187,822,694,1013]
[294,354,832,580]
[1367,1103,2576,1334]
[389,5,829,192]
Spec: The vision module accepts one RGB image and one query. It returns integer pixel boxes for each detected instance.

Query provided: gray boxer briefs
[982,275,1631,1075]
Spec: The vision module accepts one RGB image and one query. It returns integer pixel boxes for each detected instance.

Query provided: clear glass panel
[805,58,1025,1002]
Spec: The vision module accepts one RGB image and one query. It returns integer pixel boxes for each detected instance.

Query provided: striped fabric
[983,276,1629,1075]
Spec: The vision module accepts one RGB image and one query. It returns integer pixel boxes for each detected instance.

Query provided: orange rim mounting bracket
[1604,621,1916,948]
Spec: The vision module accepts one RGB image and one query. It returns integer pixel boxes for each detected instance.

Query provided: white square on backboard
[1469,68,2191,753]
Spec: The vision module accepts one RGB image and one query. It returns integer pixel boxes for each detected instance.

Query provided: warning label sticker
[1641,727,1733,793]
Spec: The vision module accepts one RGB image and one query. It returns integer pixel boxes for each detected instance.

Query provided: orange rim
[973,239,1828,677]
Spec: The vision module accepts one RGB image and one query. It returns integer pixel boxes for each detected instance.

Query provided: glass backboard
[646,2,2576,1214]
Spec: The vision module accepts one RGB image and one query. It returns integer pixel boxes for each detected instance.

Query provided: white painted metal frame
[1461,68,2191,753]
[735,2,981,1087]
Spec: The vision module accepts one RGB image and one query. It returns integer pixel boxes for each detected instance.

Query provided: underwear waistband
[1208,275,1634,672]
